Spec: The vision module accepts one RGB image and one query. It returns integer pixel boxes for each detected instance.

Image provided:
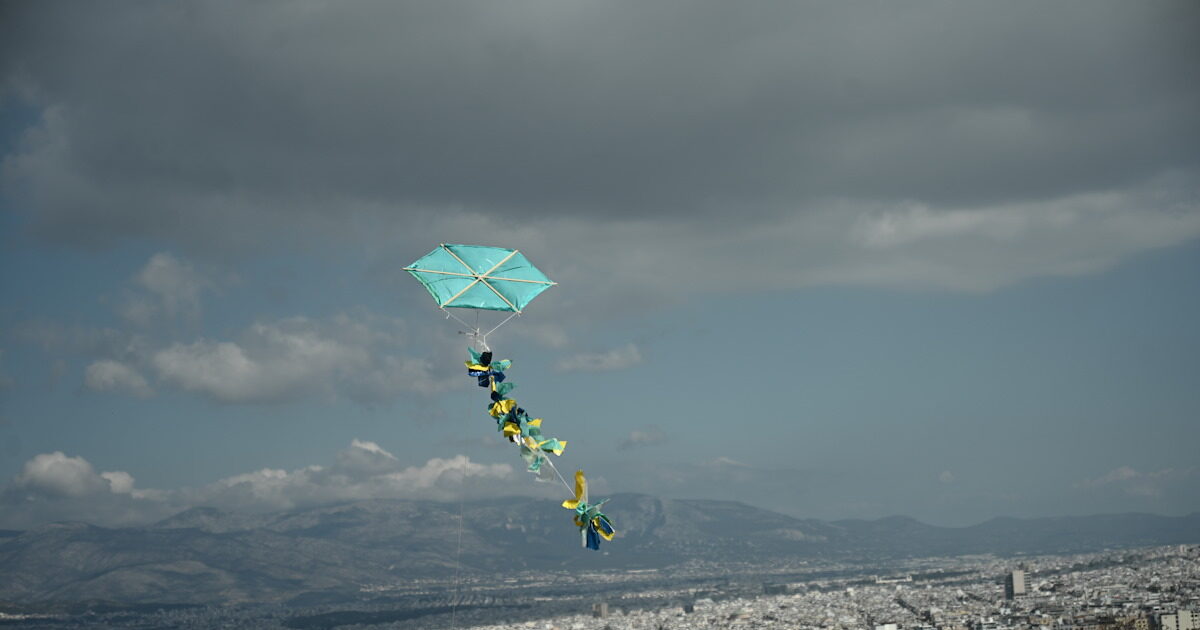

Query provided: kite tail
[465,347,615,550]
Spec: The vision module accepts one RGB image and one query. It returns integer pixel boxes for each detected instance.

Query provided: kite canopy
[404,244,554,313]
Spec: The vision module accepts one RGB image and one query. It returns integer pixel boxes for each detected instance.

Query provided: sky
[0,1,1197,530]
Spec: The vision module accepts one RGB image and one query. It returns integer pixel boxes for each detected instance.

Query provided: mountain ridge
[2,495,1197,605]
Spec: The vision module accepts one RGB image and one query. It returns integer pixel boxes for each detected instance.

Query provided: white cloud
[1090,466,1141,484]
[150,313,448,404]
[348,438,395,458]
[618,426,667,451]
[11,451,136,499]
[557,343,642,372]
[1,441,529,528]
[186,448,511,513]
[121,252,213,326]
[101,471,136,494]
[152,333,361,404]
[938,470,956,484]
[84,359,153,398]
[334,438,399,476]
[25,305,451,407]
[0,451,163,528]
[1078,466,1195,499]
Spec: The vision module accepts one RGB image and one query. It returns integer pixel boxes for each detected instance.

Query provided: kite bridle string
[440,308,520,352]
[483,311,519,340]
[441,308,490,351]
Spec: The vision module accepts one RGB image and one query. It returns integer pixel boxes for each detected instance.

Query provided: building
[1160,610,1198,630]
[1005,570,1027,600]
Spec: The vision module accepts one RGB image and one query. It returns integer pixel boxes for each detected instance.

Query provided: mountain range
[1,494,1196,606]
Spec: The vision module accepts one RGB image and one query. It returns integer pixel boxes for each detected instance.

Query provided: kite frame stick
[404,268,554,285]
[438,246,523,312]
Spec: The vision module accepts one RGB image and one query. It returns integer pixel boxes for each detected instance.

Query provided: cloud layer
[1078,466,1196,499]
[52,251,456,405]
[2,1,1197,311]
[0,440,526,529]
[150,314,454,404]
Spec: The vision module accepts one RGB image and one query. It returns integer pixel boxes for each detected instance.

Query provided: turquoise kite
[404,244,616,551]
[404,243,555,314]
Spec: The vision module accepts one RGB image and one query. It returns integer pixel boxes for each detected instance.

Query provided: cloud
[20,259,453,405]
[557,343,642,372]
[404,185,1200,324]
[0,452,166,530]
[335,438,398,475]
[152,332,366,404]
[1078,466,1195,499]
[188,452,515,513]
[15,320,138,358]
[0,441,529,528]
[938,471,956,484]
[8,451,138,500]
[2,2,1197,306]
[84,359,153,398]
[100,471,136,494]
[150,312,450,404]
[618,426,667,451]
[121,252,213,326]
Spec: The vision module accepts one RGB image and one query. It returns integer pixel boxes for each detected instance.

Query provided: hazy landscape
[1,497,1197,627]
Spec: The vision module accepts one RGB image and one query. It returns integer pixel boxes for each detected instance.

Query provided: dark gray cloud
[2,1,1198,302]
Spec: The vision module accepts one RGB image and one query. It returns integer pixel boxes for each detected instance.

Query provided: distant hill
[0,494,1196,605]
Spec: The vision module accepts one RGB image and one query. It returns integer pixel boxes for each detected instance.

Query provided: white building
[1161,610,1199,630]
[1005,570,1027,599]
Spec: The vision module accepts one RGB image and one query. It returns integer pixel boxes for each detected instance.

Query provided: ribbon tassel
[561,470,616,550]
[466,350,611,550]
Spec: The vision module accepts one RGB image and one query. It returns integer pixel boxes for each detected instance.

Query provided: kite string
[510,438,575,497]
[450,454,466,628]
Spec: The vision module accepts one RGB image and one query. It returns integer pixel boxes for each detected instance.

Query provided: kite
[405,244,615,550]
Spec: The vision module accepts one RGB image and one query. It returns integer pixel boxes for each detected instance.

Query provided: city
[466,544,1200,630]
[2,544,1195,629]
